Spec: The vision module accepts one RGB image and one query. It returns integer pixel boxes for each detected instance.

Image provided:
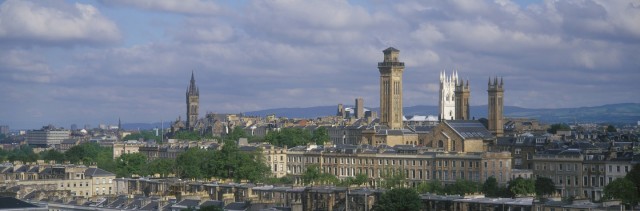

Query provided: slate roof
[0,196,40,209]
[224,202,249,211]
[445,120,494,139]
[85,167,115,177]
[175,199,200,207]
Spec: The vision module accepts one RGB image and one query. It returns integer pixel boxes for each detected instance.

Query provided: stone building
[425,120,495,153]
[439,71,458,121]
[0,161,115,197]
[186,71,199,131]
[487,77,504,137]
[286,145,512,187]
[26,125,70,148]
[378,47,405,130]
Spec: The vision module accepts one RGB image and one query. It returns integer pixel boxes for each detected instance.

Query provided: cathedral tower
[455,79,470,120]
[488,77,504,137]
[439,71,457,120]
[186,71,199,130]
[378,47,405,129]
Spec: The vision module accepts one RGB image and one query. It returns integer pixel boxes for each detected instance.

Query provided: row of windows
[287,156,496,170]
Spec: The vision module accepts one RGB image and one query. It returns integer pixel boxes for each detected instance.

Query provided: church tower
[378,47,405,129]
[455,79,470,120]
[488,77,504,137]
[186,71,199,130]
[439,71,457,120]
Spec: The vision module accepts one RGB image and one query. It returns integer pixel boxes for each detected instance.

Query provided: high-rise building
[355,97,364,119]
[488,77,504,137]
[455,79,470,120]
[378,47,405,129]
[439,71,457,120]
[0,125,9,135]
[26,125,70,147]
[186,71,199,130]
[337,104,345,118]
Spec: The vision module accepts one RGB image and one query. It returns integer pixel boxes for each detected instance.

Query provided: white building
[439,71,458,120]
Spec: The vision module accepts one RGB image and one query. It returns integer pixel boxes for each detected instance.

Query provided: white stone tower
[439,71,457,120]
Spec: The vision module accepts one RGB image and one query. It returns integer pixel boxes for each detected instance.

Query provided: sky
[0,0,639,129]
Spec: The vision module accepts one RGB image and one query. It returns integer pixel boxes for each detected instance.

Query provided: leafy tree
[353,173,369,187]
[39,149,65,163]
[65,142,103,163]
[301,164,337,185]
[123,130,161,142]
[417,179,443,194]
[373,187,421,211]
[173,131,201,141]
[603,178,639,206]
[115,153,147,177]
[264,128,312,148]
[444,179,479,195]
[547,123,570,134]
[225,126,248,142]
[5,145,38,162]
[606,125,617,133]
[626,163,640,202]
[380,169,407,189]
[535,177,556,198]
[262,175,295,185]
[175,148,210,179]
[144,158,175,177]
[508,177,535,197]
[482,177,500,197]
[311,127,330,145]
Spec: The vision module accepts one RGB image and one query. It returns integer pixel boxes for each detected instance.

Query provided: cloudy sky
[1,0,639,129]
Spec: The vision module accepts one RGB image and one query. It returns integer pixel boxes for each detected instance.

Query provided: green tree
[123,130,161,142]
[373,187,421,211]
[606,125,617,133]
[173,131,201,141]
[380,169,407,189]
[144,158,175,177]
[626,163,640,203]
[264,128,312,148]
[603,178,639,206]
[115,153,147,177]
[65,142,102,163]
[416,179,443,194]
[311,127,330,145]
[225,126,248,142]
[547,123,570,134]
[444,179,479,195]
[508,177,535,197]
[535,177,556,198]
[6,145,38,162]
[39,149,65,163]
[175,148,210,179]
[482,177,500,197]
[353,173,369,187]
[301,164,337,185]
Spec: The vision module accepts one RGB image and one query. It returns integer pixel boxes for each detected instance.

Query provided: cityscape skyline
[1,0,639,129]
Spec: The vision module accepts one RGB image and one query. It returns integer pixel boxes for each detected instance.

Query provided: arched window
[438,140,444,148]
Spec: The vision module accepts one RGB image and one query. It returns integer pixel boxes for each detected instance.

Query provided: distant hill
[124,103,640,130]
[245,103,640,124]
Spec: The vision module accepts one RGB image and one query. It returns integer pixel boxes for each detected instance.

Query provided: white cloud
[0,0,120,45]
[102,0,219,15]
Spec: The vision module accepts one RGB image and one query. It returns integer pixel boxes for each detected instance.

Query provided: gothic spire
[187,70,199,96]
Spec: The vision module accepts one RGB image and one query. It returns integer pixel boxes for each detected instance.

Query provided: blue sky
[0,0,639,129]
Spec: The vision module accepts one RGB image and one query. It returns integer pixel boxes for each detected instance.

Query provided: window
[515,148,521,155]
[625,166,629,173]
